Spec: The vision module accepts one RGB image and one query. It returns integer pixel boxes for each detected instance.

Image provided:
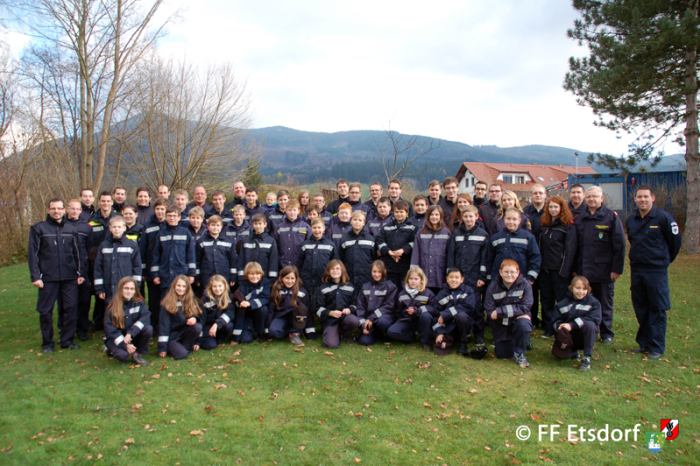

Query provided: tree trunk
[683,30,700,254]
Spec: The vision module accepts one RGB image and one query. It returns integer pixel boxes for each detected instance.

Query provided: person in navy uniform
[523,184,547,329]
[28,198,84,352]
[626,185,682,359]
[567,184,586,220]
[574,186,625,345]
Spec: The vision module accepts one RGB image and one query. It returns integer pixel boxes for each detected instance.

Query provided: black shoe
[456,342,468,355]
[580,357,591,372]
[632,347,649,353]
[474,335,485,347]
[422,343,432,352]
[526,336,534,351]
[256,334,267,343]
[647,352,662,360]
[132,353,150,366]
[601,337,613,345]
[77,333,89,341]
[541,332,554,339]
[43,347,54,354]
[61,344,81,350]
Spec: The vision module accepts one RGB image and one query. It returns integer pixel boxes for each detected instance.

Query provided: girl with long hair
[158,275,203,359]
[200,275,235,349]
[411,205,451,294]
[490,190,531,236]
[538,195,577,338]
[268,266,309,346]
[316,260,360,348]
[104,277,153,366]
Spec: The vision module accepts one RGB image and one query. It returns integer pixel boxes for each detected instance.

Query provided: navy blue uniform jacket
[574,204,625,282]
[626,205,682,270]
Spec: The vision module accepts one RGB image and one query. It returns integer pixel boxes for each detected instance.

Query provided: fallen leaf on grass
[190,430,203,436]
[125,438,134,444]
[467,389,478,394]
[637,376,651,383]
[132,403,143,409]
[204,405,213,411]
[324,351,334,356]
[484,446,491,451]
[424,402,433,408]
[299,445,305,451]
[355,459,362,463]
[135,390,145,395]
[531,414,541,422]
[232,349,241,356]
[229,359,243,364]
[1,445,12,452]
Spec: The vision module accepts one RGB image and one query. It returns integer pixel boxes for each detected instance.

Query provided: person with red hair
[538,196,577,338]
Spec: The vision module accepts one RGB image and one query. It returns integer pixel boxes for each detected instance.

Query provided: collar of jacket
[46,214,65,226]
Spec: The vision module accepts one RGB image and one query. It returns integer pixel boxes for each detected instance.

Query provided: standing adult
[387,179,414,217]
[438,177,460,223]
[189,186,214,215]
[136,187,154,226]
[157,184,171,200]
[328,179,351,215]
[574,186,625,344]
[79,188,95,222]
[428,180,443,206]
[568,184,586,220]
[225,181,246,212]
[472,181,488,207]
[479,183,503,235]
[88,191,118,332]
[65,199,94,341]
[364,182,384,216]
[113,186,127,214]
[626,185,682,359]
[28,199,84,352]
[524,183,547,328]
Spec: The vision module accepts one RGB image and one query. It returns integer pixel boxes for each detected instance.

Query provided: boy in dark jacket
[238,214,279,281]
[486,208,541,285]
[446,206,489,345]
[152,206,197,292]
[484,259,534,368]
[139,197,169,333]
[340,211,377,291]
[94,216,143,304]
[275,199,311,268]
[376,200,418,287]
[433,268,477,356]
[195,215,237,291]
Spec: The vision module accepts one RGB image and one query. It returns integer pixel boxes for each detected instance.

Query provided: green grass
[0,257,698,465]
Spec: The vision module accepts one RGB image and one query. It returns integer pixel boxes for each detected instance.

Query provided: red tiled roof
[456,162,596,186]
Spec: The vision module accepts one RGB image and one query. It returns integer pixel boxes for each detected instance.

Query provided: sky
[4,0,684,157]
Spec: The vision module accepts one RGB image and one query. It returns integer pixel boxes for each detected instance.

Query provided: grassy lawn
[0,257,698,465]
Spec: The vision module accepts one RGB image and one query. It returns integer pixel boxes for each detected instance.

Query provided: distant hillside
[246,126,605,185]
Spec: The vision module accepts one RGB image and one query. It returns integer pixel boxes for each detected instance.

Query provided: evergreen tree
[565,0,699,253]
[244,157,264,188]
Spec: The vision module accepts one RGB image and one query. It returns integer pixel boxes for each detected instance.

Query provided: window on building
[516,176,525,184]
[502,175,513,184]
[537,176,545,181]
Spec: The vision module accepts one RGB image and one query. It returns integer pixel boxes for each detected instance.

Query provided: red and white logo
[661,419,679,440]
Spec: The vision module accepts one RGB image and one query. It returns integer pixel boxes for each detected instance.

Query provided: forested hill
[246,126,594,185]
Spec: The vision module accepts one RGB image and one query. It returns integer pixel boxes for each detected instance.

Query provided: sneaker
[61,343,81,350]
[526,336,534,351]
[290,333,304,347]
[77,332,89,341]
[580,356,591,372]
[43,347,54,354]
[422,343,432,352]
[456,342,468,356]
[474,335,485,347]
[647,352,662,360]
[515,352,530,368]
[601,337,613,345]
[632,347,649,353]
[132,353,150,366]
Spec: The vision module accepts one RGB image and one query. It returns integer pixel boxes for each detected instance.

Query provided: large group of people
[28,175,682,373]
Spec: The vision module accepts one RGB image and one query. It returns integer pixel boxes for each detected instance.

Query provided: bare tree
[373,121,441,185]
[112,56,256,193]
[11,0,173,193]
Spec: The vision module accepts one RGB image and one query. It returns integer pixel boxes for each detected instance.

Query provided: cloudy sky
[5,0,680,156]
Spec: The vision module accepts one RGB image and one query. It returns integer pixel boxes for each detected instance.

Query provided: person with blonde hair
[489,190,531,236]
[386,267,435,351]
[158,275,203,359]
[199,275,235,349]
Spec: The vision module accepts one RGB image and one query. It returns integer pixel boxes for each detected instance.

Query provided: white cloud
[155,0,681,157]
